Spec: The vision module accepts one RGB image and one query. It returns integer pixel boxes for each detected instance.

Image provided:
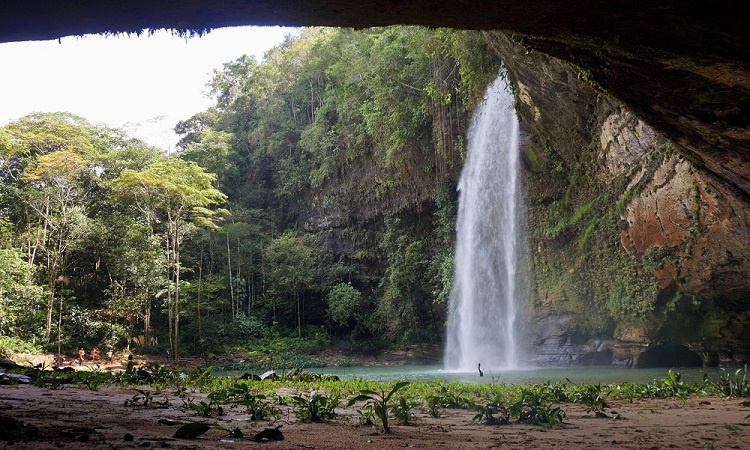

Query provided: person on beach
[77,348,85,365]
[106,349,114,365]
[53,354,66,368]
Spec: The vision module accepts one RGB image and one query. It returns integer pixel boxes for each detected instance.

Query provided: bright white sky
[0,26,296,152]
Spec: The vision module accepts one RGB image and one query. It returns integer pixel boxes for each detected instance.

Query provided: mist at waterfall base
[444,72,525,372]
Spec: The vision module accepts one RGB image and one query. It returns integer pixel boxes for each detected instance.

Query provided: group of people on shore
[53,347,115,367]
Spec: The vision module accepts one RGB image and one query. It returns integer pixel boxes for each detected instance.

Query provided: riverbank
[8,344,443,373]
[1,383,748,449]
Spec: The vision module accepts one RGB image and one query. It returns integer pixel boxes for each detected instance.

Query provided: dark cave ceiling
[1,0,748,195]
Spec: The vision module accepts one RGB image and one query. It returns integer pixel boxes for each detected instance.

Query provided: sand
[1,380,748,449]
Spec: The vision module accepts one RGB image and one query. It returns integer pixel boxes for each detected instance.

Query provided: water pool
[288,365,716,385]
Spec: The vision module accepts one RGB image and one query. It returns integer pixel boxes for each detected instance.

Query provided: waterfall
[445,71,525,371]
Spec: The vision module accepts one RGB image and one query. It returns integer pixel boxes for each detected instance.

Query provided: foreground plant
[391,396,419,425]
[570,383,611,417]
[227,382,277,420]
[715,366,749,398]
[472,395,510,425]
[347,381,409,433]
[508,388,565,425]
[188,387,229,416]
[425,395,443,417]
[660,369,690,399]
[291,390,339,422]
[124,388,170,408]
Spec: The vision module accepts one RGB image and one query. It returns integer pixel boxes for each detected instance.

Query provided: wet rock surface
[492,32,750,366]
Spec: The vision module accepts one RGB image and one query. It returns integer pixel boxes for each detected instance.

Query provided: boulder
[0,359,18,370]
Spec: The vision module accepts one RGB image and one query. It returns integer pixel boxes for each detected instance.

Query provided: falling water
[445,72,524,371]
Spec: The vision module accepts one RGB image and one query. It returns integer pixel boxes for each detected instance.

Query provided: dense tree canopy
[0,27,502,359]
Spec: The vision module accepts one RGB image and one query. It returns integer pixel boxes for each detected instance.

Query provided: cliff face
[486,32,750,367]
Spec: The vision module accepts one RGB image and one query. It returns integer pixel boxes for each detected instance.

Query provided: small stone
[124,433,134,441]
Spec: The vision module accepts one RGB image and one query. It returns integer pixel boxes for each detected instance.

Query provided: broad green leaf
[384,381,410,402]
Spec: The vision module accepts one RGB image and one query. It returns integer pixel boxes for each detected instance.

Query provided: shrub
[347,381,410,433]
[0,335,41,358]
[291,390,339,422]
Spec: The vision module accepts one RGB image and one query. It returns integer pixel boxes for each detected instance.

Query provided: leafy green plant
[275,393,289,406]
[228,382,275,420]
[72,368,114,391]
[184,365,217,390]
[539,380,570,402]
[425,395,442,417]
[472,396,510,425]
[188,387,228,417]
[508,388,565,425]
[355,405,376,426]
[142,362,180,388]
[391,396,419,425]
[189,400,216,417]
[291,390,339,422]
[173,385,195,408]
[608,381,649,402]
[0,336,41,358]
[715,366,749,398]
[124,388,168,408]
[430,386,474,409]
[31,369,72,390]
[347,381,409,433]
[659,369,691,399]
[570,383,610,417]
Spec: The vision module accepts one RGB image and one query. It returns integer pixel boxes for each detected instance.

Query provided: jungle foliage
[0,27,502,358]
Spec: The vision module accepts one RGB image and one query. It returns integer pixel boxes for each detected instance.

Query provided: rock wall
[486,32,750,367]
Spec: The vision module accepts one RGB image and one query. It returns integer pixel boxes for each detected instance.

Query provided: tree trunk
[45,287,55,340]
[45,254,58,340]
[236,235,241,315]
[56,294,64,356]
[166,232,174,356]
[296,291,301,338]
[173,218,181,359]
[197,234,204,342]
[226,230,235,319]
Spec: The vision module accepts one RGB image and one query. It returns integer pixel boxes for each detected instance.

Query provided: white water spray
[445,72,525,371]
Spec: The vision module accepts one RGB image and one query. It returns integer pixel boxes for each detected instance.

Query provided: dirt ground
[2,371,749,450]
